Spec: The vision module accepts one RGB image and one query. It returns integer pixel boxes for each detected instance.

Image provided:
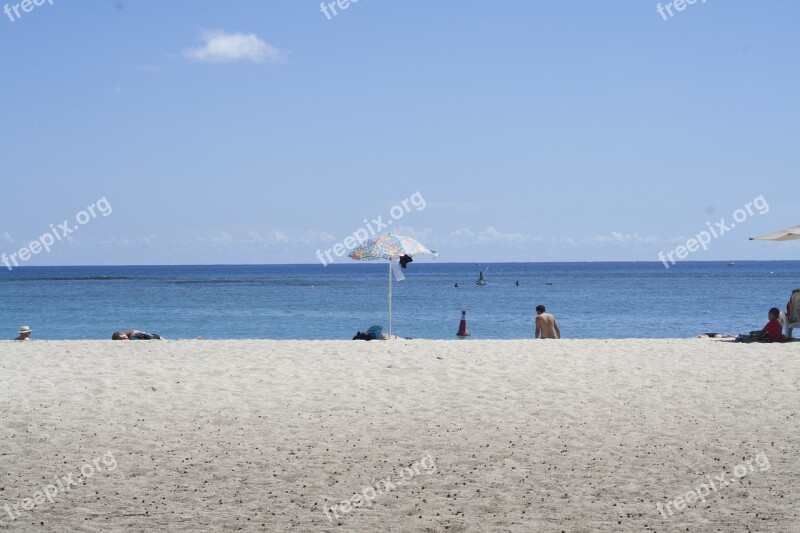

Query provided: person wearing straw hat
[15,326,32,341]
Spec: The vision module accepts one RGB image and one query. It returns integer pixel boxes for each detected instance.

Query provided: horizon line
[2,259,797,269]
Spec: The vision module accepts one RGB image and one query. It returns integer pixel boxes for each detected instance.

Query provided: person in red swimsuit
[762,308,784,342]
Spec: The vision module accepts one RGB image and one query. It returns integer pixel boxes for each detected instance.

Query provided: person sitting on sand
[762,307,784,342]
[14,326,32,341]
[112,329,163,340]
[535,305,561,339]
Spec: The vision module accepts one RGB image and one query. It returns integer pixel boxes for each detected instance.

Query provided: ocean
[1,262,798,340]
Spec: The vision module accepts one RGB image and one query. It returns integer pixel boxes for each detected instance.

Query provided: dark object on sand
[130,332,162,340]
[735,331,773,343]
[353,325,383,341]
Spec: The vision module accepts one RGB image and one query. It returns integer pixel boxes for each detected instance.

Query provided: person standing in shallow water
[535,305,561,339]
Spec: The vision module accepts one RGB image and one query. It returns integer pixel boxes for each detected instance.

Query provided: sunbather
[112,329,163,340]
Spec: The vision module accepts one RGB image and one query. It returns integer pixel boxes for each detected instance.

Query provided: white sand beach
[1,339,798,532]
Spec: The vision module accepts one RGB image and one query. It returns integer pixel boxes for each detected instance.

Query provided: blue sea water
[1,262,798,340]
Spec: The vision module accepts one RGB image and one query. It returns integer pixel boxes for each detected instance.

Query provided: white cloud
[269,230,289,244]
[449,228,475,240]
[477,226,535,245]
[443,226,541,247]
[247,230,289,245]
[246,230,263,243]
[445,227,583,248]
[102,235,158,246]
[299,231,337,245]
[183,30,284,63]
[211,232,233,245]
[392,225,433,243]
[585,232,658,245]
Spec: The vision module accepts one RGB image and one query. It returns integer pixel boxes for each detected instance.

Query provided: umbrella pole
[388,259,392,338]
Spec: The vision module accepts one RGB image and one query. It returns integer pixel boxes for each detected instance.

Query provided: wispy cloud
[584,232,658,245]
[476,226,535,245]
[184,229,329,248]
[446,227,540,247]
[247,230,289,245]
[443,227,668,248]
[102,235,158,247]
[392,225,433,243]
[183,30,284,64]
[299,231,337,246]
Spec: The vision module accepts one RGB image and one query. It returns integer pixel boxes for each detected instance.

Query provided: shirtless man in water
[535,305,561,339]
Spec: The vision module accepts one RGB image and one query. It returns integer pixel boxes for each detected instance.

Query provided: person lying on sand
[535,305,561,339]
[14,326,32,341]
[112,329,163,340]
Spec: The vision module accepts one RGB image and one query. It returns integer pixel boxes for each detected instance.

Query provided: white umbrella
[750,226,800,337]
[750,226,800,241]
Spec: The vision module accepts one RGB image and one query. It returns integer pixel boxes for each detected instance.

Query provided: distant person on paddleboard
[535,305,561,339]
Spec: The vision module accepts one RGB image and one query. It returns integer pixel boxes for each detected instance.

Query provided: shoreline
[0,336,750,343]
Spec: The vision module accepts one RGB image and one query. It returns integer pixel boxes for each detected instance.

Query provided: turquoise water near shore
[1,262,798,340]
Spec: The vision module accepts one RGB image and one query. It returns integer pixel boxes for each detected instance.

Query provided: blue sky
[1,0,798,266]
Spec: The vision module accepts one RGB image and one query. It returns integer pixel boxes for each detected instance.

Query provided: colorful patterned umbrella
[349,234,436,337]
[349,234,436,261]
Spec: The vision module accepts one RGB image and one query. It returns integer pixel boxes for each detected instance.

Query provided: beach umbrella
[749,226,800,241]
[349,234,436,337]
